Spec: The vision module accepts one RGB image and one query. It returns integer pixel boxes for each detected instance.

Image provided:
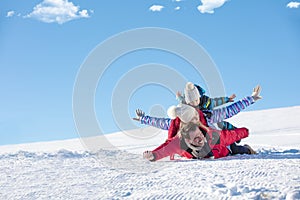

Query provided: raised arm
[210,94,236,107]
[176,91,186,104]
[208,96,255,124]
[207,85,262,124]
[141,115,172,130]
[133,109,172,130]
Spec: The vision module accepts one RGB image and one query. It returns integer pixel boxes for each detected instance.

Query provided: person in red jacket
[165,103,256,156]
[143,121,250,161]
[166,103,209,139]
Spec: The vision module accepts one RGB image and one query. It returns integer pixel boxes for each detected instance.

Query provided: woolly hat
[167,104,196,123]
[184,82,200,104]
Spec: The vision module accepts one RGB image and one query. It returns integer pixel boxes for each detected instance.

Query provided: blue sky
[0,0,300,145]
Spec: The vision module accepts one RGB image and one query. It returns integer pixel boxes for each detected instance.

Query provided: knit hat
[167,104,196,123]
[184,82,200,104]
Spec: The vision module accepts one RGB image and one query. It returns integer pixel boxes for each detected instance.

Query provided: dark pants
[218,121,249,155]
[230,143,250,155]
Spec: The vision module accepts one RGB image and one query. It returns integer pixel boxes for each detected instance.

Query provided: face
[185,127,206,148]
[188,98,200,107]
[190,110,199,124]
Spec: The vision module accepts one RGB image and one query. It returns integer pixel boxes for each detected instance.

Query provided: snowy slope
[0,106,300,199]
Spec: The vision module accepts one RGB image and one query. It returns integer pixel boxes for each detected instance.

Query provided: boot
[244,144,257,154]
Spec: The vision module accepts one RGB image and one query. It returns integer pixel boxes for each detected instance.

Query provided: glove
[132,109,145,121]
[143,151,155,161]
[228,94,236,102]
[252,85,262,101]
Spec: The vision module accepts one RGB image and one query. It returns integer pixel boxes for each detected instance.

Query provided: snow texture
[0,106,300,199]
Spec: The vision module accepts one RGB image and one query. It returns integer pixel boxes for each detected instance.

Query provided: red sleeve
[167,117,181,139]
[220,128,249,146]
[211,145,230,159]
[152,136,185,161]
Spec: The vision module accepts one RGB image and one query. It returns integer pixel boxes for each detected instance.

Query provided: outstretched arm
[208,94,236,109]
[141,115,172,130]
[208,96,254,124]
[143,138,176,162]
[208,85,262,124]
[133,109,172,130]
[143,136,190,161]
[176,91,186,104]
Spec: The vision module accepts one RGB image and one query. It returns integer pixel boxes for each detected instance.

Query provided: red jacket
[152,127,249,161]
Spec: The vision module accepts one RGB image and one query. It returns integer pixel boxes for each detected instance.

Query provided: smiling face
[185,126,206,148]
[188,98,200,107]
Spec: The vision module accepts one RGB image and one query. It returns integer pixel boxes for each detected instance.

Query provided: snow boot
[244,144,257,154]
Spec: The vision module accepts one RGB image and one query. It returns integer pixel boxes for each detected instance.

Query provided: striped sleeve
[140,115,172,130]
[208,96,255,124]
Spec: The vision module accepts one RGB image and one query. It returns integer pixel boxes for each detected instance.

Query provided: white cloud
[175,6,181,11]
[197,0,228,14]
[79,9,89,18]
[287,1,300,8]
[6,11,15,17]
[25,0,91,24]
[149,5,164,12]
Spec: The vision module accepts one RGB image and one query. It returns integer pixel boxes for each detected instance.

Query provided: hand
[228,94,236,102]
[132,109,145,121]
[251,85,262,101]
[143,151,155,161]
[176,91,182,98]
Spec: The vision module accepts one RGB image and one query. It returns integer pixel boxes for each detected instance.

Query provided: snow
[0,106,300,199]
